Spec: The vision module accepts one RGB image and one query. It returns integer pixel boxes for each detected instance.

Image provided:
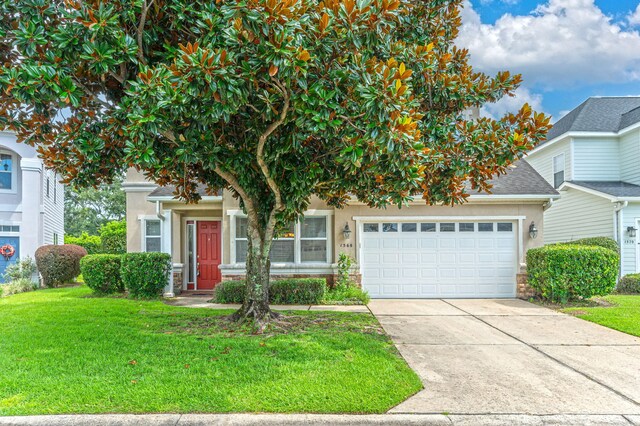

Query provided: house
[526,97,640,277]
[124,159,557,299]
[0,131,65,282]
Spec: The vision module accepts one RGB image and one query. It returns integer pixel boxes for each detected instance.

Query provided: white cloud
[480,87,545,118]
[458,0,640,89]
[629,4,640,26]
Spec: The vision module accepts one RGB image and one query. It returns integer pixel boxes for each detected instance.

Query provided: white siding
[526,138,572,187]
[621,203,640,276]
[42,169,65,245]
[573,138,620,181]
[543,188,615,243]
[620,131,640,185]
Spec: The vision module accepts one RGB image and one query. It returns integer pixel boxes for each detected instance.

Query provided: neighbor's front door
[197,221,221,290]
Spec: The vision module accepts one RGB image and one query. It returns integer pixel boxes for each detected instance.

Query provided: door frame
[636,218,640,273]
[182,217,223,291]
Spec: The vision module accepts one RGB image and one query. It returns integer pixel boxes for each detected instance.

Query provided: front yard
[563,295,640,337]
[0,287,421,415]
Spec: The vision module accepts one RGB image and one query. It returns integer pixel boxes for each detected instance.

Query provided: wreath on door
[0,244,15,261]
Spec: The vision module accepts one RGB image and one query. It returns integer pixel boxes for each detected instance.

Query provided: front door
[0,236,19,284]
[197,221,222,290]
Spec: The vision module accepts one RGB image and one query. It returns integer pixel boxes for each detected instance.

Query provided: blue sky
[458,0,640,121]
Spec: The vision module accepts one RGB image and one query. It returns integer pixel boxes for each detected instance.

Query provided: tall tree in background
[0,0,550,325]
[64,176,126,236]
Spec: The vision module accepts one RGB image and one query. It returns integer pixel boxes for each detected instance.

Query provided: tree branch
[72,78,113,109]
[137,0,154,65]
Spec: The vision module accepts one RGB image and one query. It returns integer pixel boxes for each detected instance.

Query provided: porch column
[20,158,43,259]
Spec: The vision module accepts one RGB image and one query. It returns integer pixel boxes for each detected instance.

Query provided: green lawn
[0,287,421,415]
[563,295,640,337]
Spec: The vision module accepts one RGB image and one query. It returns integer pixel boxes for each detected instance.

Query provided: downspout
[156,200,165,220]
[615,201,627,277]
[543,197,555,212]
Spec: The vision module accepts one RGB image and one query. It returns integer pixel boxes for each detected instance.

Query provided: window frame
[231,212,332,265]
[142,218,162,252]
[0,150,17,194]
[552,153,565,189]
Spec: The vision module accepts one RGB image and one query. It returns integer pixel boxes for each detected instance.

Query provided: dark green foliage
[99,220,126,254]
[64,232,102,254]
[323,286,370,305]
[527,245,619,303]
[120,253,171,299]
[34,245,87,288]
[64,178,126,237]
[213,278,326,304]
[80,254,123,294]
[564,237,619,253]
[618,274,640,294]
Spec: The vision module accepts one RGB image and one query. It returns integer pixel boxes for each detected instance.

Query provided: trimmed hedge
[121,252,171,298]
[80,254,123,294]
[527,244,619,303]
[64,232,102,255]
[100,220,126,254]
[35,244,87,288]
[212,278,327,304]
[618,274,640,294]
[563,237,619,253]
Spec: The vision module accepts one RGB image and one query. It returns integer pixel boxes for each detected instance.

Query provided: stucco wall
[125,190,156,252]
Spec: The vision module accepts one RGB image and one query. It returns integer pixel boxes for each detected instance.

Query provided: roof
[148,184,221,199]
[568,181,640,198]
[543,97,640,143]
[466,159,559,196]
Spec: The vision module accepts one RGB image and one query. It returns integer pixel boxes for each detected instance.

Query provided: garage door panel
[362,221,516,298]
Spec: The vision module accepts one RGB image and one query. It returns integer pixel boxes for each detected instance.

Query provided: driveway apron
[368,299,640,415]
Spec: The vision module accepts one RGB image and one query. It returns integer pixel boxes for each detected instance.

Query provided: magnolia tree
[0,0,549,324]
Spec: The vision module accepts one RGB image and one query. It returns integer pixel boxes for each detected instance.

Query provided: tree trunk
[230,221,279,326]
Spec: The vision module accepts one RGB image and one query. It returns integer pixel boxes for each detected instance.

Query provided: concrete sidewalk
[165,295,370,312]
[2,413,639,426]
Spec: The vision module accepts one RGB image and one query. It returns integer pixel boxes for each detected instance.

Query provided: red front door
[197,221,222,290]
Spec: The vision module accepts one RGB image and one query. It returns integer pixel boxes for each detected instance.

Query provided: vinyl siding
[42,169,65,245]
[621,203,640,276]
[620,131,640,185]
[543,188,615,243]
[573,138,620,181]
[526,139,572,188]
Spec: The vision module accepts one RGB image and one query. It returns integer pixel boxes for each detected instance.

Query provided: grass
[0,286,421,415]
[562,294,640,337]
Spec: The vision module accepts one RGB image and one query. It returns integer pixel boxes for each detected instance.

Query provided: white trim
[570,138,576,180]
[558,181,640,202]
[181,217,224,291]
[147,195,223,202]
[139,215,163,253]
[352,215,527,222]
[528,125,640,157]
[122,182,157,193]
[465,194,560,201]
[0,204,21,212]
[636,218,640,274]
[552,152,565,189]
[0,149,18,194]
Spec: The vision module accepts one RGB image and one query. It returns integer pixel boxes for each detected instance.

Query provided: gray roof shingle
[569,181,640,198]
[543,97,640,143]
[466,159,558,196]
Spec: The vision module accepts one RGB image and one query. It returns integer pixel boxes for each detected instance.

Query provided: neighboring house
[0,131,65,282]
[526,97,640,276]
[124,160,557,298]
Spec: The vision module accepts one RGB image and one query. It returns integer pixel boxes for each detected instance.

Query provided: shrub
[561,237,619,253]
[64,232,102,254]
[527,244,619,303]
[0,278,38,297]
[35,244,87,288]
[212,278,327,304]
[2,256,37,282]
[80,254,124,294]
[121,252,171,298]
[323,285,370,305]
[618,274,640,294]
[100,220,126,254]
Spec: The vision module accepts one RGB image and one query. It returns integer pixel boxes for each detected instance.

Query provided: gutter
[614,201,627,277]
[543,197,555,211]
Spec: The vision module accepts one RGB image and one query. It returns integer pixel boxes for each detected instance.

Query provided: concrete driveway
[369,299,640,416]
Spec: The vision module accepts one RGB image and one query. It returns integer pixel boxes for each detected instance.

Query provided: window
[497,223,513,232]
[421,223,436,232]
[0,152,14,191]
[363,223,379,232]
[53,176,57,204]
[382,223,398,232]
[234,215,329,264]
[401,223,417,232]
[46,177,50,198]
[478,223,494,232]
[53,233,58,245]
[459,223,475,232]
[0,225,19,232]
[440,223,455,232]
[553,154,565,188]
[187,223,195,283]
[144,220,162,252]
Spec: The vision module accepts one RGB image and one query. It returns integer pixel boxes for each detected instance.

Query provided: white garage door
[361,221,517,298]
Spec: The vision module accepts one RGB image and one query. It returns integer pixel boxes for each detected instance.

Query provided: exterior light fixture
[627,226,638,238]
[343,223,352,239]
[529,221,538,239]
